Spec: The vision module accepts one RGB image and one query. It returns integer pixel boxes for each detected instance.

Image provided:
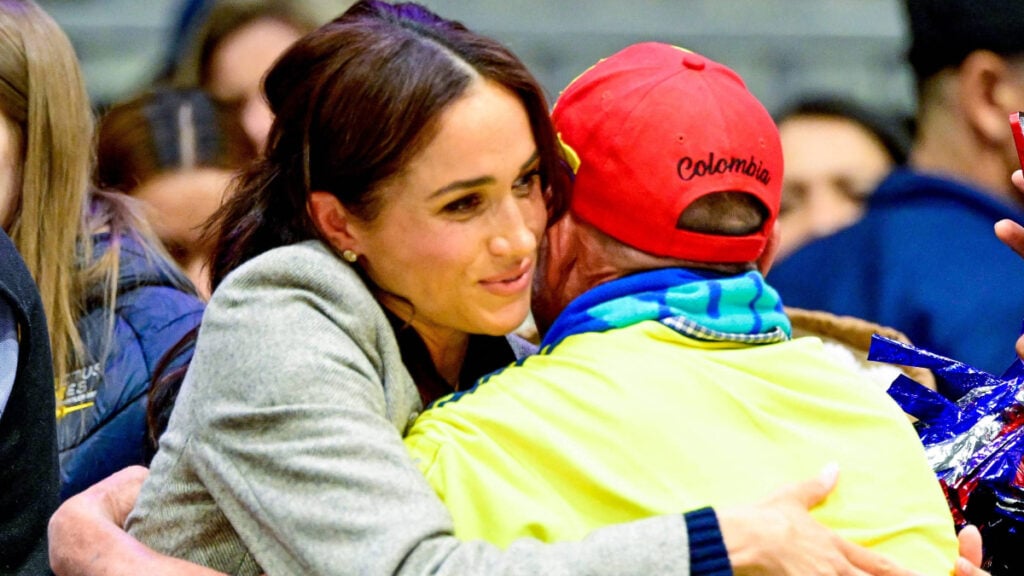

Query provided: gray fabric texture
[126,240,693,576]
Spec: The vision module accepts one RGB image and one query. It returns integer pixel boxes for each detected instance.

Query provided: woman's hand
[955,525,989,576]
[995,218,1024,260]
[996,170,1024,260]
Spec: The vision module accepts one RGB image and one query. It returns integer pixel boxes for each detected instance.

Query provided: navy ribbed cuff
[683,507,732,576]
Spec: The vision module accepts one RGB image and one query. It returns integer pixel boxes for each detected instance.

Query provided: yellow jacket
[406,320,957,575]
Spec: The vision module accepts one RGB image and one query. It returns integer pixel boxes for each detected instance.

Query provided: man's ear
[756,221,781,276]
[960,50,1018,145]
[308,191,359,253]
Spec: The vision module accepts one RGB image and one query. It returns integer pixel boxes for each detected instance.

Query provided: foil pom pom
[871,335,1024,575]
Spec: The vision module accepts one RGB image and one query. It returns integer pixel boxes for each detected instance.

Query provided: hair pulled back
[209,0,566,288]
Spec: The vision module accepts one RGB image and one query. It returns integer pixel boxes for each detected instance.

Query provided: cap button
[682,55,705,71]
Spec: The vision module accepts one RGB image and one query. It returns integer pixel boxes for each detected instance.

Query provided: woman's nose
[488,198,539,257]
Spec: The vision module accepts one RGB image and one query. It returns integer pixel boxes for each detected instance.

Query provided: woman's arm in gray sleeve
[172,245,696,575]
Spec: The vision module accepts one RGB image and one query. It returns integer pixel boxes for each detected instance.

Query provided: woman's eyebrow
[429,176,494,198]
[429,150,540,198]
[517,150,540,173]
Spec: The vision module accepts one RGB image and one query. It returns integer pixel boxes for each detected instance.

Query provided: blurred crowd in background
[42,0,914,117]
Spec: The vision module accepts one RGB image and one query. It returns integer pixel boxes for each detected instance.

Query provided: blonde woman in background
[0,0,205,503]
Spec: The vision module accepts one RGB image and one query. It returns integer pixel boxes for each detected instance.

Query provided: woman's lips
[480,260,533,296]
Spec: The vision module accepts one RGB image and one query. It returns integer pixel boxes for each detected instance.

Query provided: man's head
[531,43,783,332]
[902,0,1024,203]
[552,42,783,264]
[905,0,1024,88]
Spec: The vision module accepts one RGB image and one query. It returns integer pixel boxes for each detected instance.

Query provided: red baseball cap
[551,43,783,263]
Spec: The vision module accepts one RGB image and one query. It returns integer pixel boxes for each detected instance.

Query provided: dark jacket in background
[0,229,59,576]
[770,168,1024,378]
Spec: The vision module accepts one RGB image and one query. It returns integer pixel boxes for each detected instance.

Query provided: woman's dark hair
[774,94,911,166]
[145,325,199,462]
[207,0,568,288]
[147,0,568,447]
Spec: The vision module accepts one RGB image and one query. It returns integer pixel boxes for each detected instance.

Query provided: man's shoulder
[773,169,1019,277]
[872,169,1024,221]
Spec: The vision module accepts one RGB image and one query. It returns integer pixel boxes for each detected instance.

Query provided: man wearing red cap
[403,42,960,575]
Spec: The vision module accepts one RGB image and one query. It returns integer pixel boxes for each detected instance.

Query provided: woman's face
[0,112,21,232]
[777,115,893,259]
[207,17,301,151]
[132,167,235,297]
[348,79,547,342]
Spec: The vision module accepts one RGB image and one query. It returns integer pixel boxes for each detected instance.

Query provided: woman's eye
[513,169,542,197]
[442,194,483,214]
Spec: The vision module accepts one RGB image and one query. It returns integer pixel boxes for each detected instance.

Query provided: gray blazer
[127,240,693,575]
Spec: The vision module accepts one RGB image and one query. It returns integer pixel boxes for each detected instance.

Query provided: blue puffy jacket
[57,233,204,500]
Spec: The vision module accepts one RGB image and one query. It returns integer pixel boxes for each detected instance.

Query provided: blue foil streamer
[870,334,1024,575]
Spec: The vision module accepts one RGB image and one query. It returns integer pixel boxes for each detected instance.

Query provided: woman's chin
[477,307,532,337]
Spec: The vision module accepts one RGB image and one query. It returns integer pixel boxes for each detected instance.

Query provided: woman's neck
[418,328,470,388]
[379,297,470,387]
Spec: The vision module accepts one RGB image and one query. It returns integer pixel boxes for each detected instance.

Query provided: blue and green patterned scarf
[540,268,791,352]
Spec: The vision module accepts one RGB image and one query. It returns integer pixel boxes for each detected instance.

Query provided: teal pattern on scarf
[539,268,791,352]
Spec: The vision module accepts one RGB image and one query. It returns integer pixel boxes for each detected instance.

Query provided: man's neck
[910,145,1020,207]
[911,81,1024,209]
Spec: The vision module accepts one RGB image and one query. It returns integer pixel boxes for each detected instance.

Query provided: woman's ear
[308,191,359,253]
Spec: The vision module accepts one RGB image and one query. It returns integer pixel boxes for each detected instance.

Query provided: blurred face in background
[0,112,21,232]
[130,167,235,281]
[205,16,302,151]
[776,114,895,260]
[95,86,255,300]
[132,168,233,244]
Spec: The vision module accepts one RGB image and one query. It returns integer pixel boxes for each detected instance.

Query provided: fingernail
[819,462,839,485]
